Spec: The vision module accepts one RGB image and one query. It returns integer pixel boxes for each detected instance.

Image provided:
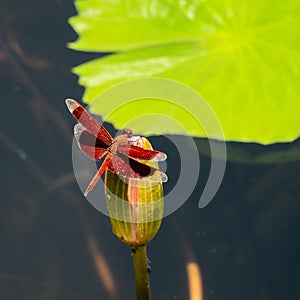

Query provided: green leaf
[68,0,207,51]
[69,0,300,145]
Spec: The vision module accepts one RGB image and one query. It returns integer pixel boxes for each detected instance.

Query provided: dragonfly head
[122,128,132,138]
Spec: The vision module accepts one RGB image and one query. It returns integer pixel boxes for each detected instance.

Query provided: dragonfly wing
[110,153,167,182]
[74,124,108,161]
[117,144,167,161]
[66,98,113,146]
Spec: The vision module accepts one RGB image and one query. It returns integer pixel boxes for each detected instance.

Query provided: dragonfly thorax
[110,132,131,155]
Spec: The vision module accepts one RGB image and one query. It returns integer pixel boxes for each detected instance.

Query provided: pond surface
[0,1,299,299]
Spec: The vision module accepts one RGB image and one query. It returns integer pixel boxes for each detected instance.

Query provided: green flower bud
[104,137,165,247]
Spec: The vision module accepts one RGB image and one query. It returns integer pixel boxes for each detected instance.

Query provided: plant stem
[132,245,151,300]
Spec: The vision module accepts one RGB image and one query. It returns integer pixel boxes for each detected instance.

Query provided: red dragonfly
[65,99,167,196]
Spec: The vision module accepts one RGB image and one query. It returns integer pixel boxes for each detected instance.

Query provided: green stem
[132,245,151,300]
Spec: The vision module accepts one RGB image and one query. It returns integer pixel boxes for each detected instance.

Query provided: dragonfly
[65,99,167,196]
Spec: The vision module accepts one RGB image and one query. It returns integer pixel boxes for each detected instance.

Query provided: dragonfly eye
[122,128,133,138]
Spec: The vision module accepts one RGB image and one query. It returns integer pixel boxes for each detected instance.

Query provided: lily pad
[69,0,300,145]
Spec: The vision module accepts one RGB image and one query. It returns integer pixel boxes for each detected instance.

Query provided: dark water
[0,1,299,299]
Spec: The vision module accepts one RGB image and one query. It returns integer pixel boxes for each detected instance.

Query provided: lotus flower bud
[104,136,165,247]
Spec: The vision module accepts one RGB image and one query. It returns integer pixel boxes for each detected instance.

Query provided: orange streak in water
[186,262,203,300]
[87,236,116,296]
